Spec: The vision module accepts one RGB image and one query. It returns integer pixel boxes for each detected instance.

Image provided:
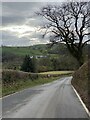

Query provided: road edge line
[71,85,90,117]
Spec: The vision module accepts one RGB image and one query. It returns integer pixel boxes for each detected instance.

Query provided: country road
[1,76,89,118]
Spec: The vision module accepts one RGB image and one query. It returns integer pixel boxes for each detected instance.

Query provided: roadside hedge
[2,69,63,85]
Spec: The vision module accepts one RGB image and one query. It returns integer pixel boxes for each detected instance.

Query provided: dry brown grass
[72,60,90,111]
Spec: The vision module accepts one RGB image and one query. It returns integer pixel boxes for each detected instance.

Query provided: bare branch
[37,2,90,66]
[82,39,90,47]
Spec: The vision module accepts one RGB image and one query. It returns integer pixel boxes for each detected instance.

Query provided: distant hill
[2,43,88,70]
[2,44,47,57]
[2,43,69,56]
[2,43,89,57]
[2,43,69,63]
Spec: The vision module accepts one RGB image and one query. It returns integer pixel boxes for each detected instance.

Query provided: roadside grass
[39,71,73,75]
[2,70,73,97]
[0,68,2,98]
[2,76,60,97]
[0,81,2,98]
[72,60,90,111]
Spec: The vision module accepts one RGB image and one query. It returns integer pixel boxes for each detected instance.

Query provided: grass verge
[72,61,90,111]
[2,76,61,97]
[0,81,2,98]
[39,71,73,75]
[2,69,73,97]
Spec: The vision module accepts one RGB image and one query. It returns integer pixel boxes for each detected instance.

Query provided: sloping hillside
[2,44,47,57]
[72,60,90,111]
[2,43,79,70]
[2,43,88,71]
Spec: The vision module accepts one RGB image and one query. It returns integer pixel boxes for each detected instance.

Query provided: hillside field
[2,44,79,70]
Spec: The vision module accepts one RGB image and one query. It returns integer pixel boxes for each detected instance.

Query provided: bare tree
[37,2,90,66]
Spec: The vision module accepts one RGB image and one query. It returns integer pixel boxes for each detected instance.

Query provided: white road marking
[72,85,90,117]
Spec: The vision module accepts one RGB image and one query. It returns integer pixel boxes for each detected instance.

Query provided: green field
[2,44,79,71]
[39,71,73,75]
[2,45,48,57]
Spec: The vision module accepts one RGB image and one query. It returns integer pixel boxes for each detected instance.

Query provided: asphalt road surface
[2,76,89,118]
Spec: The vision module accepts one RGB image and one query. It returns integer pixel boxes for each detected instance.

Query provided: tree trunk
[66,43,84,66]
[76,55,84,66]
[75,48,84,66]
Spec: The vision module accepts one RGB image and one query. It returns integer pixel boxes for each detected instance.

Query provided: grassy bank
[0,81,2,98]
[72,61,90,111]
[2,76,60,97]
[39,71,73,75]
[2,70,73,96]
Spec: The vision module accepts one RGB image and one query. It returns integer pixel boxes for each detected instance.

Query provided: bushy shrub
[2,70,29,84]
[21,55,37,73]
[2,69,63,85]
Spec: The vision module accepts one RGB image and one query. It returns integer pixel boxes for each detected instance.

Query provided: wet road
[2,77,89,118]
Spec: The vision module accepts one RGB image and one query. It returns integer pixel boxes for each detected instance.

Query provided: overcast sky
[1,0,89,46]
[1,1,66,46]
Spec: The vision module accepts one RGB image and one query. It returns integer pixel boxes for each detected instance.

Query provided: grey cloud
[2,0,67,2]
[2,2,56,26]
[2,2,44,26]
[3,2,41,11]
[2,30,49,46]
[2,31,31,46]
[1,2,62,46]
[2,16,26,26]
